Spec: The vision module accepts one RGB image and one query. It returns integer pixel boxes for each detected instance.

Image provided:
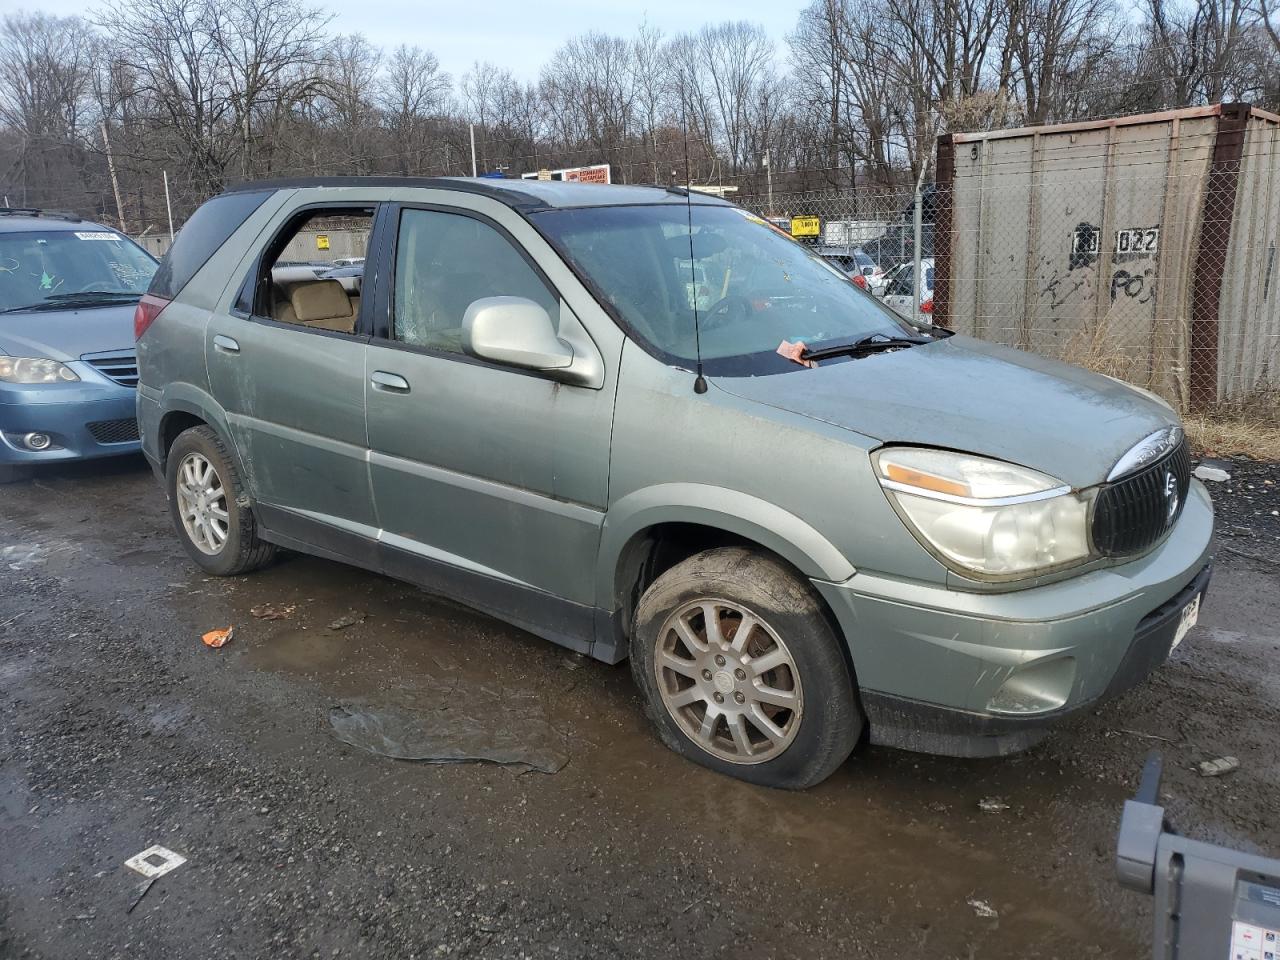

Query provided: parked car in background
[270,260,332,286]
[868,261,907,298]
[0,209,156,483]
[882,257,935,322]
[138,177,1212,790]
[331,257,365,268]
[816,245,881,283]
[318,263,363,295]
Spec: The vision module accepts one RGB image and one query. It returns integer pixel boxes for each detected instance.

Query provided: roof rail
[0,207,84,222]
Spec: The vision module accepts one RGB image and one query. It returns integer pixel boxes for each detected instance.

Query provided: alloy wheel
[175,452,229,555]
[654,599,804,764]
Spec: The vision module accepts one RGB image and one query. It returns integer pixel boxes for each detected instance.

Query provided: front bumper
[814,480,1215,757]
[0,379,140,466]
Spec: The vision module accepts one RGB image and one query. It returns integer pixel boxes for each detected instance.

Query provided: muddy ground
[1,456,1277,959]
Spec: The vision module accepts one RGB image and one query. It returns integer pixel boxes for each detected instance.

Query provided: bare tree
[378,46,450,175]
[212,0,330,179]
[317,33,382,174]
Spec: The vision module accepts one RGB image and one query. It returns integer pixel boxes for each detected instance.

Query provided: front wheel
[630,547,863,789]
[166,425,275,576]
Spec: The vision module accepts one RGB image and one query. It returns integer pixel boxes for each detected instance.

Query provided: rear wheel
[166,425,274,576]
[631,547,862,789]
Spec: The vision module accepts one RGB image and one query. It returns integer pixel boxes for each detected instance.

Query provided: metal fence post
[912,182,923,323]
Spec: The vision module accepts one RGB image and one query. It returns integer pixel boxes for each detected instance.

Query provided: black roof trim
[0,207,84,222]
[218,176,550,213]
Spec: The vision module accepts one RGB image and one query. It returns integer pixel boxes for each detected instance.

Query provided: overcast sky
[30,0,807,84]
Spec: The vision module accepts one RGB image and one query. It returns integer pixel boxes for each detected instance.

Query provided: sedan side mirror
[463,296,573,371]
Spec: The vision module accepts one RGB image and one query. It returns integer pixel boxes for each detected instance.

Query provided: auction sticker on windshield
[74,231,121,241]
[1172,593,1200,650]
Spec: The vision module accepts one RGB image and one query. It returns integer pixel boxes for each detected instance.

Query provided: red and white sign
[522,164,611,184]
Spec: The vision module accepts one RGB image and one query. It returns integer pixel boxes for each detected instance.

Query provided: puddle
[329,687,569,774]
[3,542,53,571]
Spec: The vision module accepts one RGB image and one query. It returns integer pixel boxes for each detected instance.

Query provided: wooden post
[100,120,126,233]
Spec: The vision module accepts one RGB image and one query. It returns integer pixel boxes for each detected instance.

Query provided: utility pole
[163,170,175,241]
[469,123,477,177]
[764,152,774,216]
[100,120,126,233]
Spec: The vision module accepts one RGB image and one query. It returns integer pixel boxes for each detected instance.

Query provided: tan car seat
[278,279,360,333]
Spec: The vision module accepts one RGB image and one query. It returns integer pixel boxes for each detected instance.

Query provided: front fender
[597,482,856,608]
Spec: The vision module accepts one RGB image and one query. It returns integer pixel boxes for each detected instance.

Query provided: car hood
[712,335,1178,489]
[0,303,137,362]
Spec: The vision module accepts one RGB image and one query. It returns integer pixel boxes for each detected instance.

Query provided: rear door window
[149,190,271,299]
[250,207,374,335]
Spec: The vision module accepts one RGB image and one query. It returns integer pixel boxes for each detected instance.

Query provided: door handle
[213,335,240,354]
[370,370,410,393]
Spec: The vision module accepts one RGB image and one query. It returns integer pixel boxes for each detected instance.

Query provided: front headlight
[874,447,1093,578]
[0,357,80,383]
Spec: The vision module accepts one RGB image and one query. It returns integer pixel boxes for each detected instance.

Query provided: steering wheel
[700,294,754,330]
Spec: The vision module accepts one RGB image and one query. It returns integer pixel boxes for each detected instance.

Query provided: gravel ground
[1197,455,1280,567]
[1,455,1277,959]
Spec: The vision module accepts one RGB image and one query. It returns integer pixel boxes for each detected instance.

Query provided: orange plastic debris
[202,626,234,648]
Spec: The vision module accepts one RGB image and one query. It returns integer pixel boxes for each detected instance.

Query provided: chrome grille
[82,351,138,387]
[1092,439,1191,557]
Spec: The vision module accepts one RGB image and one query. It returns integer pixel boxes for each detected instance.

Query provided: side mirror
[463,296,573,371]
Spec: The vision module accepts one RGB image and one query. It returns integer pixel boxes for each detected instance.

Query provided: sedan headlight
[0,357,80,383]
[874,447,1092,578]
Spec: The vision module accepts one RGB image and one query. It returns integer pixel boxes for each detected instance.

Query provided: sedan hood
[0,303,137,362]
[713,335,1178,489]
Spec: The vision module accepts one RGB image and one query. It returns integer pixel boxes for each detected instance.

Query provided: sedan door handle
[213,335,240,354]
[370,370,410,393]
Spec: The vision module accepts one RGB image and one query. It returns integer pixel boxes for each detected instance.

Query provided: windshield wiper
[0,291,140,314]
[801,333,932,362]
[44,290,139,301]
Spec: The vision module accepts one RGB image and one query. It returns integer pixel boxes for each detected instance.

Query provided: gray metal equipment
[1117,754,1280,959]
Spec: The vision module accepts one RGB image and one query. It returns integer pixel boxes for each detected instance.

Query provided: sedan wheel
[174,451,229,555]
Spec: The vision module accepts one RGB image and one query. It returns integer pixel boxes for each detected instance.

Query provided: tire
[630,546,863,789]
[166,425,275,576]
[0,464,27,484]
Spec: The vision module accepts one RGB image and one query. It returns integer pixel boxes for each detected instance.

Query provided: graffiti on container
[1110,268,1156,305]
[1040,264,1090,310]
[1069,222,1100,270]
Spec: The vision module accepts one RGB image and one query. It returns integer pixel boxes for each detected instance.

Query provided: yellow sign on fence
[790,216,821,238]
[316,234,330,250]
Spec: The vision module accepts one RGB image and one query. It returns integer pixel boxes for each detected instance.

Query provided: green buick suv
[136,177,1213,788]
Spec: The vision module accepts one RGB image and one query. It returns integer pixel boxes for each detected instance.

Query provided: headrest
[291,280,351,321]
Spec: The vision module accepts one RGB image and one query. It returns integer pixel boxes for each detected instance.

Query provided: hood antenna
[680,73,708,395]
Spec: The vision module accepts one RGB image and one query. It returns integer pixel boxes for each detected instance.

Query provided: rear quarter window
[149,191,271,299]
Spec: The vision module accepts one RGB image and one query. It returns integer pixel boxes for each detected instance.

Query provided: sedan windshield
[532,204,917,375]
[0,229,157,315]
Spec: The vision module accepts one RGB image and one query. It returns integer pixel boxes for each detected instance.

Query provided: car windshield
[0,229,157,314]
[532,204,915,375]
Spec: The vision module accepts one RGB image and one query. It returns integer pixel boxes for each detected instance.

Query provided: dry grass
[1058,318,1280,461]
[1184,406,1280,461]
